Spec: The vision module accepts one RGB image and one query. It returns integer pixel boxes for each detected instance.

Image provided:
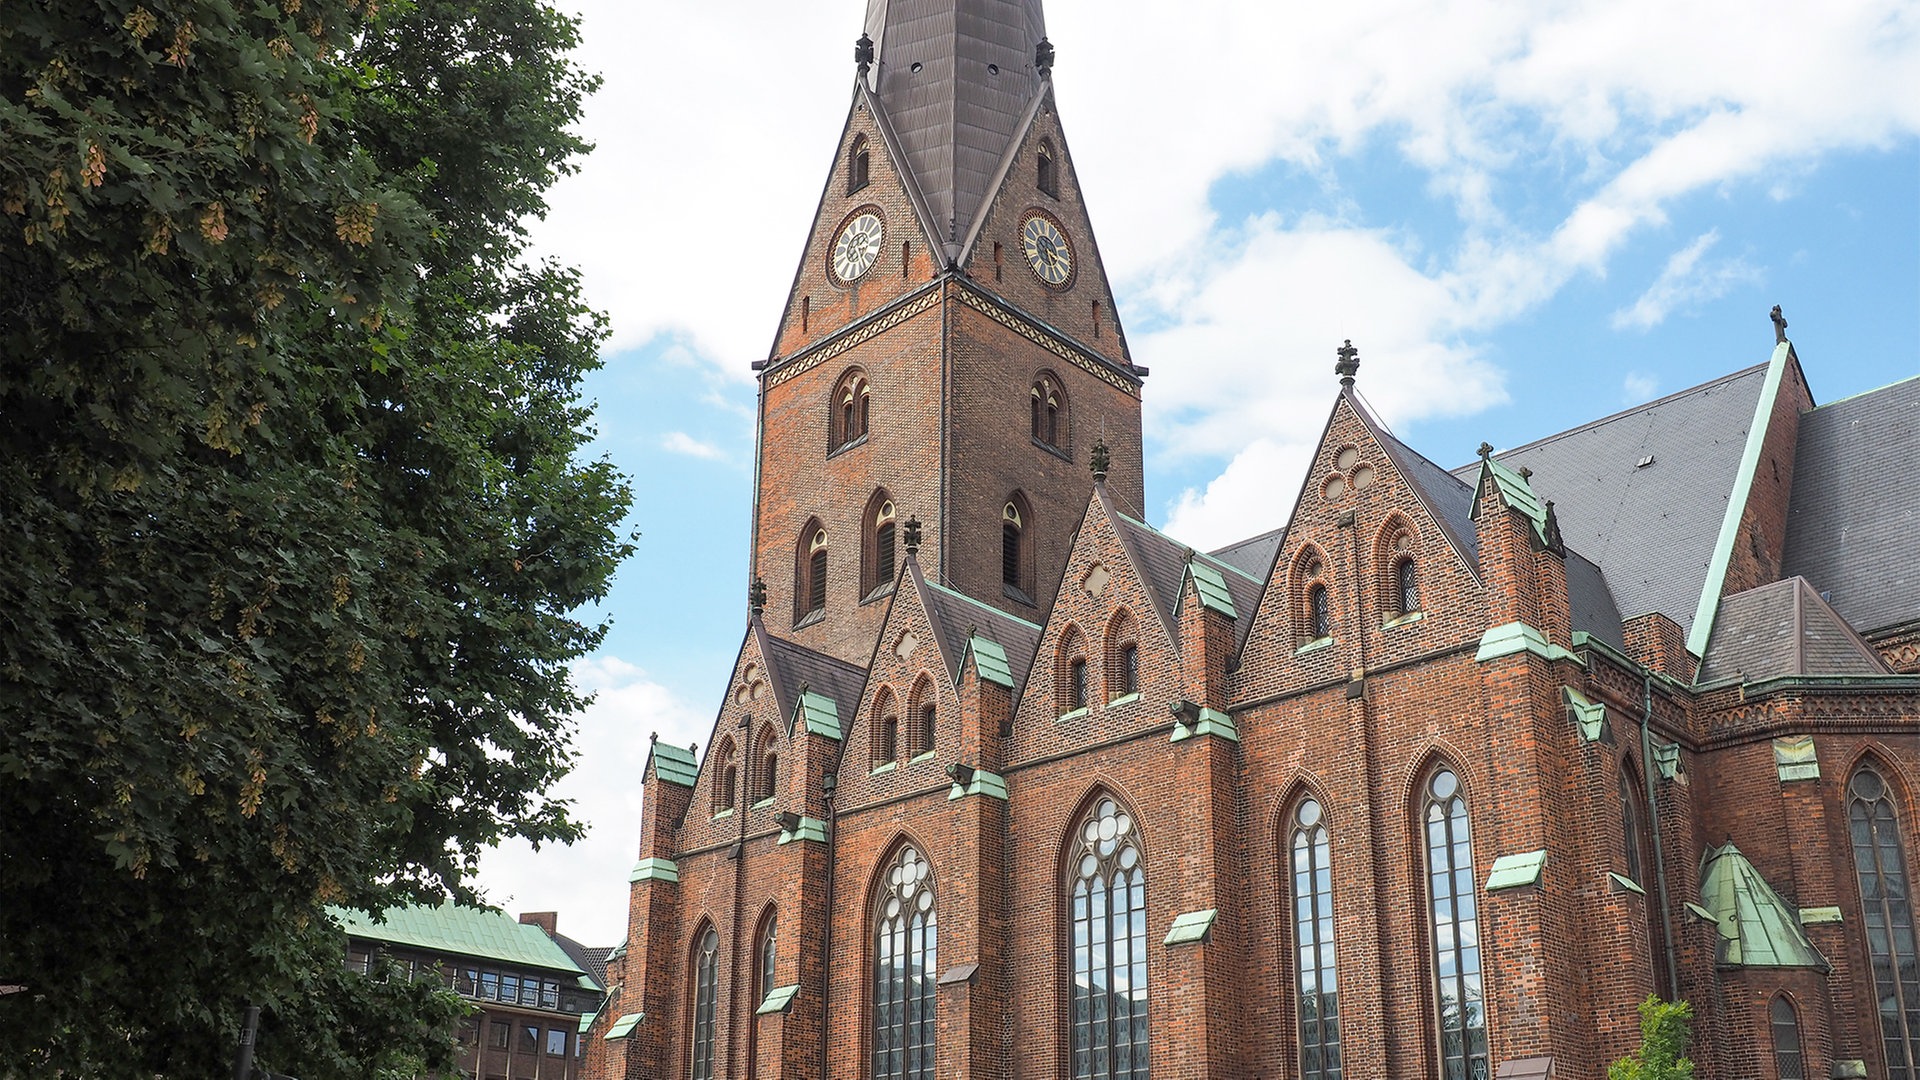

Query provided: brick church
[584,2,1920,1077]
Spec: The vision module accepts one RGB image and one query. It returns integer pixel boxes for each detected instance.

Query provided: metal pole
[232,1004,260,1080]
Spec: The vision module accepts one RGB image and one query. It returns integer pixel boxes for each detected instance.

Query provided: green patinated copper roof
[796,689,842,740]
[651,740,699,788]
[1186,561,1237,618]
[1563,687,1605,741]
[1163,909,1217,946]
[1170,707,1237,743]
[1774,735,1820,781]
[1698,843,1829,969]
[1478,455,1551,545]
[331,904,585,975]
[604,1012,644,1040]
[1486,850,1547,891]
[969,634,1015,689]
[757,985,800,1015]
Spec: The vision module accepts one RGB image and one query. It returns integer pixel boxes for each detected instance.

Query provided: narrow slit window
[1002,502,1024,589]
[1038,139,1059,198]
[1771,996,1806,1080]
[849,135,871,194]
[1424,768,1488,1079]
[808,530,828,616]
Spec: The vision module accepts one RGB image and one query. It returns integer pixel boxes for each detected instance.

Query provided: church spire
[860,0,1050,259]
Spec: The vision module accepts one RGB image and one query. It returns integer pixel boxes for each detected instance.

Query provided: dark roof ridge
[1460,362,1768,468]
[1111,511,1261,584]
[1803,370,1918,413]
[1343,389,1483,581]
[921,576,1044,629]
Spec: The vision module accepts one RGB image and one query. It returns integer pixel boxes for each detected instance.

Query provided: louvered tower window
[873,499,897,592]
[1003,502,1024,589]
[1423,768,1488,1079]
[1038,138,1059,198]
[1850,764,1920,1078]
[807,530,828,616]
[1070,796,1148,1080]
[873,845,937,1080]
[1291,797,1341,1079]
[691,927,719,1080]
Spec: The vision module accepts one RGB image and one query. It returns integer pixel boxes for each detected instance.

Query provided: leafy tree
[0,0,628,1075]
[1609,996,1697,1080]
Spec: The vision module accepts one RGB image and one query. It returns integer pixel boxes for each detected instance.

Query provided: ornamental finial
[1477,441,1495,461]
[748,576,767,617]
[1770,304,1788,345]
[855,33,874,75]
[903,516,923,557]
[1335,340,1360,387]
[1035,38,1055,75]
[1091,439,1111,482]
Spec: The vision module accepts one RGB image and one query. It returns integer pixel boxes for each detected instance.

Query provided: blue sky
[484,0,1920,946]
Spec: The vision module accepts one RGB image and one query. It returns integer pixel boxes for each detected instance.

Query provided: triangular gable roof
[917,570,1043,696]
[863,0,1048,258]
[1697,576,1892,686]
[756,621,869,738]
[1698,843,1829,969]
[1452,363,1773,640]
[1781,374,1920,638]
[1108,505,1263,651]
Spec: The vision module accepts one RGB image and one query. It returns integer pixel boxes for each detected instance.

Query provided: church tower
[750,0,1145,665]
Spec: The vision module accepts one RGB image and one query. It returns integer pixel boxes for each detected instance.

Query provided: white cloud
[474,656,709,946]
[661,431,728,461]
[1610,231,1760,331]
[1622,371,1660,403]
[1162,437,1309,552]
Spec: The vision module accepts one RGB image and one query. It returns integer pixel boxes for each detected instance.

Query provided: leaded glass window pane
[1772,996,1806,1080]
[692,927,719,1080]
[874,845,937,1080]
[1850,765,1920,1079]
[1071,797,1148,1080]
[761,915,778,1004]
[1425,769,1488,1080]
[1292,798,1341,1079]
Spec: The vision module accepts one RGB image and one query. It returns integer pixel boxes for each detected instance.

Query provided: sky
[475,0,1920,947]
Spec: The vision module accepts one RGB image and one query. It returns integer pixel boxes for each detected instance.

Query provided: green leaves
[1609,996,1697,1080]
[0,0,628,1074]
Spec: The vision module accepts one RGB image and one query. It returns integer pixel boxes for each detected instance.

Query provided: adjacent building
[589,1,1920,1077]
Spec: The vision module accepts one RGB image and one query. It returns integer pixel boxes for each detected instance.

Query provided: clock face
[1022,213,1073,287]
[832,212,884,283]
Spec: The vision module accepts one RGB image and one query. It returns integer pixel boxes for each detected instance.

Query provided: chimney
[519,911,558,938]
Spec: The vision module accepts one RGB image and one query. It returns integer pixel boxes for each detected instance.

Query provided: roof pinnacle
[855,33,874,75]
[1335,339,1360,388]
[1771,304,1788,345]
[749,576,767,617]
[903,516,923,557]
[1091,439,1111,482]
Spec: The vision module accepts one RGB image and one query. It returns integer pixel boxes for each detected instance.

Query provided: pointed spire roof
[1696,576,1891,686]
[862,0,1049,256]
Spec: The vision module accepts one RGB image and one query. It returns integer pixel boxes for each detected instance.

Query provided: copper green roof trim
[1486,849,1547,891]
[1698,842,1829,969]
[1609,872,1646,896]
[651,740,699,788]
[947,768,1009,801]
[577,1012,596,1034]
[1476,622,1578,664]
[1187,561,1237,618]
[1651,740,1681,780]
[1774,735,1819,781]
[1833,1062,1870,1078]
[1163,908,1217,946]
[1563,687,1605,741]
[756,984,800,1015]
[777,816,829,845]
[604,1013,644,1040]
[969,633,1015,689]
[1477,455,1550,545]
[1170,707,1237,743]
[1690,341,1793,657]
[1683,902,1719,924]
[1799,906,1843,925]
[796,690,842,740]
[630,858,679,884]
[331,904,585,975]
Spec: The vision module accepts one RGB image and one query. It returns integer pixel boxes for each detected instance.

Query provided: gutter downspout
[820,770,838,1080]
[1639,671,1681,996]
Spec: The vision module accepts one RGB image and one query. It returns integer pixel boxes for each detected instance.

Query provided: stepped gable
[1109,509,1264,650]
[1207,527,1284,583]
[920,575,1043,694]
[1781,375,1920,637]
[1452,363,1771,634]
[757,624,869,728]
[863,0,1048,254]
[1697,575,1892,686]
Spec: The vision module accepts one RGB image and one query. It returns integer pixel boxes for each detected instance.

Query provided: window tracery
[1422,766,1487,1079]
[691,925,719,1080]
[873,845,937,1080]
[1850,763,1920,1077]
[1290,796,1341,1079]
[1069,795,1148,1079]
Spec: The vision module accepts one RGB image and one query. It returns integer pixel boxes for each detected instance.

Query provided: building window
[547,1028,568,1056]
[1070,795,1148,1079]
[1069,658,1088,711]
[831,369,871,450]
[520,1024,539,1054]
[798,524,829,621]
[714,738,737,813]
[1619,768,1644,884]
[1031,375,1067,450]
[1058,626,1087,714]
[1423,767,1488,1079]
[1395,557,1419,616]
[691,926,720,1080]
[1849,764,1920,1077]
[849,134,871,194]
[1106,610,1139,700]
[1772,995,1806,1080]
[1291,797,1341,1080]
[760,913,779,1005]
[490,1020,509,1049]
[1294,548,1332,644]
[916,703,936,757]
[874,845,937,1080]
[874,689,900,765]
[1309,583,1331,640]
[866,494,897,596]
[1038,138,1059,198]
[1004,493,1033,598]
[756,722,779,802]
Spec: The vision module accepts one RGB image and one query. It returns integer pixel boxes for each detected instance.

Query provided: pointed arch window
[1057,626,1088,716]
[1105,610,1139,702]
[1423,767,1488,1079]
[759,913,779,1007]
[865,495,898,597]
[1309,583,1331,640]
[691,926,720,1080]
[1771,995,1806,1080]
[1295,549,1332,645]
[1070,795,1148,1079]
[1004,494,1033,599]
[873,689,900,767]
[756,723,779,803]
[1031,376,1067,451]
[1849,763,1920,1077]
[1038,138,1059,198]
[1619,767,1645,885]
[798,525,829,622]
[830,369,871,451]
[714,739,737,815]
[873,845,937,1080]
[849,134,871,195]
[1290,797,1341,1080]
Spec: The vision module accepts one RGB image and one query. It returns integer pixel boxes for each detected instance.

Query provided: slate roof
[1365,408,1482,572]
[1208,528,1284,583]
[759,628,869,732]
[553,933,611,992]
[1566,550,1626,651]
[333,904,587,975]
[1452,363,1771,636]
[1697,576,1891,685]
[920,575,1044,694]
[864,0,1047,255]
[1111,509,1264,651]
[1781,375,1920,637]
